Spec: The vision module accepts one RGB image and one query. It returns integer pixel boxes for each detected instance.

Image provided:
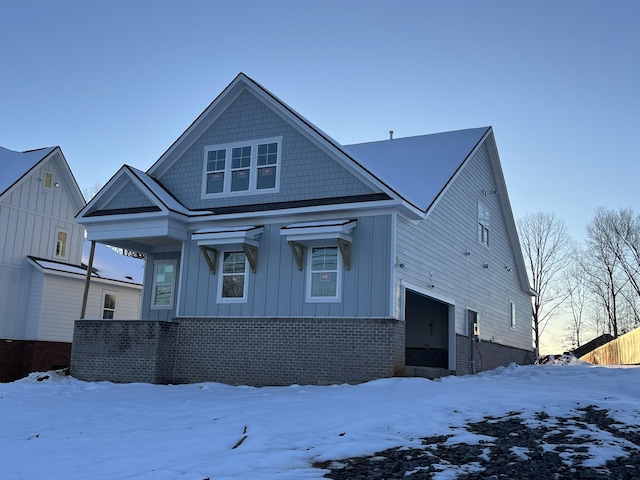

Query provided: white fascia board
[193,226,264,246]
[42,268,143,288]
[284,232,352,244]
[423,128,492,220]
[85,217,188,242]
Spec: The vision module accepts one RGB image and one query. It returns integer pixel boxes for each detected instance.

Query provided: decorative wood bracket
[199,245,218,274]
[288,241,304,271]
[336,238,351,270]
[242,243,258,273]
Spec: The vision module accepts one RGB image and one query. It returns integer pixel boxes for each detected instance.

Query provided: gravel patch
[314,406,640,479]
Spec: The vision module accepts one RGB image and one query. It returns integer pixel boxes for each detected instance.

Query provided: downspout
[80,241,96,319]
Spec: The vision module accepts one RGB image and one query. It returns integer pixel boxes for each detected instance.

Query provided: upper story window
[307,246,342,302]
[44,171,54,189]
[54,228,69,259]
[203,137,282,197]
[478,201,490,247]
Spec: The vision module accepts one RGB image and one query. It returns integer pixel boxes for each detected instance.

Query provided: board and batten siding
[0,156,84,265]
[165,215,393,319]
[395,142,531,351]
[142,251,181,321]
[0,152,85,341]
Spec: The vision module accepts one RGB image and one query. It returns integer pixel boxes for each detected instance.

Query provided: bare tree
[584,208,638,338]
[518,212,572,355]
[82,181,103,202]
[560,255,590,350]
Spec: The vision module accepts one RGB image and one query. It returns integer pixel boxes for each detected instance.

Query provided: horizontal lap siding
[395,143,532,352]
[175,215,392,319]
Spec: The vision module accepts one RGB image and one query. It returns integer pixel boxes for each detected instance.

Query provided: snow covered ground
[1,363,639,479]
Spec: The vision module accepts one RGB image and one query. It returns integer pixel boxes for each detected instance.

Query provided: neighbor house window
[152,260,177,308]
[478,202,490,247]
[510,301,516,328]
[44,171,54,189]
[203,137,281,196]
[307,246,341,301]
[218,251,248,301]
[103,293,116,319]
[54,228,69,259]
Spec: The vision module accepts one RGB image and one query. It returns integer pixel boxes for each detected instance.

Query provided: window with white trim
[54,228,69,259]
[103,293,116,319]
[478,201,490,247]
[218,250,248,301]
[152,260,177,308]
[203,137,281,196]
[510,301,516,328]
[307,246,341,302]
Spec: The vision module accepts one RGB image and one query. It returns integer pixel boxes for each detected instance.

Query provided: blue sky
[1,0,638,241]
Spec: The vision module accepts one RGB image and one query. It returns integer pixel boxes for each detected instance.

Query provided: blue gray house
[71,73,534,385]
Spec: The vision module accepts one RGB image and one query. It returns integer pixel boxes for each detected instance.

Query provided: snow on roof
[29,242,143,285]
[127,166,192,215]
[0,146,56,196]
[343,127,489,211]
[82,240,144,284]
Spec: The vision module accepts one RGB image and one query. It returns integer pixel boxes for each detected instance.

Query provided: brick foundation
[71,317,405,386]
[455,334,535,376]
[0,339,72,382]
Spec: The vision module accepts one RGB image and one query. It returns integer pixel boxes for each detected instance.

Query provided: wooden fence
[580,327,640,365]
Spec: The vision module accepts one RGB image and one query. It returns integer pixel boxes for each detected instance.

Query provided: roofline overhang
[26,257,142,288]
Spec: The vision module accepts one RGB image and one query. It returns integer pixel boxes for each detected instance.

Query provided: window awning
[192,225,264,247]
[280,219,356,271]
[193,226,263,274]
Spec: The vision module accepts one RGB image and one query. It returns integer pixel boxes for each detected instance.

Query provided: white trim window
[218,250,248,302]
[478,201,490,247]
[152,260,177,309]
[54,228,69,260]
[102,293,117,319]
[203,137,282,197]
[510,301,516,328]
[307,246,341,302]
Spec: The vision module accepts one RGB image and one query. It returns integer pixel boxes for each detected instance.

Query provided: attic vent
[389,130,394,140]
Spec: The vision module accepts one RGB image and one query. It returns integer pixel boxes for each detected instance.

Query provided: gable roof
[0,145,85,210]
[344,128,489,212]
[0,146,56,197]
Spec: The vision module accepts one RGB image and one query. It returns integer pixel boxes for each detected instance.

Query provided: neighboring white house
[72,73,535,386]
[0,146,142,382]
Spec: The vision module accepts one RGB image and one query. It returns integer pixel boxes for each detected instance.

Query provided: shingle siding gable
[157,89,375,210]
[102,181,155,210]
